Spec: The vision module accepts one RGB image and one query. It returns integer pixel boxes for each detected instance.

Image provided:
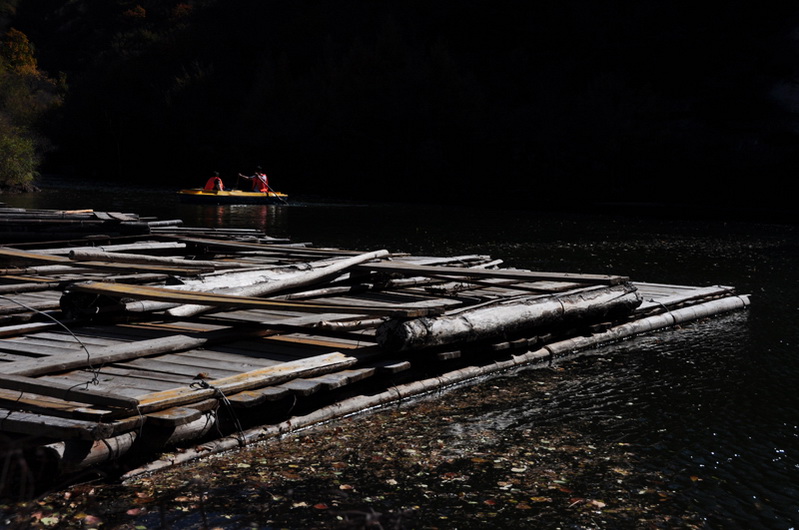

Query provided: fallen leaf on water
[83,514,102,525]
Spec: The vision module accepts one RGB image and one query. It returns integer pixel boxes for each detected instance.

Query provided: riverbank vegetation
[0,12,63,192]
[2,1,798,206]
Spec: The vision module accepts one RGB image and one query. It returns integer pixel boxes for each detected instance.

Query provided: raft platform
[0,206,750,492]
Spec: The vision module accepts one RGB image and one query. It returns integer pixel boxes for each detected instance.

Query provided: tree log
[166,249,390,317]
[376,283,642,351]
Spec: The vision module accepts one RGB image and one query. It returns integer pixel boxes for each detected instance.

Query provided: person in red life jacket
[239,167,269,192]
[204,171,224,191]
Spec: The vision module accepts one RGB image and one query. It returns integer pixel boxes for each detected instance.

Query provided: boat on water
[177,188,288,205]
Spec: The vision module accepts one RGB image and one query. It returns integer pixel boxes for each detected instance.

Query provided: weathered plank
[0,409,116,440]
[226,386,291,408]
[135,350,381,413]
[0,328,268,377]
[66,279,443,318]
[0,373,140,408]
[0,247,216,275]
[356,260,628,285]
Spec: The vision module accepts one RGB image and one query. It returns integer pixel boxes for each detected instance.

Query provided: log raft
[0,206,750,489]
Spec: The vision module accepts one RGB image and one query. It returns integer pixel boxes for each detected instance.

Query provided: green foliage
[0,26,36,73]
[0,25,62,190]
[0,128,38,187]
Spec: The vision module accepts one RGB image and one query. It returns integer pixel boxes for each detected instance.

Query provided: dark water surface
[3,177,798,527]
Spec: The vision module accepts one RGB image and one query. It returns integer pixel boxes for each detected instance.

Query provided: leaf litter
[1,362,707,528]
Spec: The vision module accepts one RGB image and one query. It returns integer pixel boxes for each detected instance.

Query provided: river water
[2,177,798,527]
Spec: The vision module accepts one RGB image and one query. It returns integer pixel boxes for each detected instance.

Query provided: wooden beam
[0,247,215,275]
[66,280,443,318]
[356,261,627,285]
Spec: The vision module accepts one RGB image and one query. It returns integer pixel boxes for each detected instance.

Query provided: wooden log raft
[376,283,642,351]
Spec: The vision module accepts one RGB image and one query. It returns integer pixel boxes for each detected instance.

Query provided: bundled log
[376,283,642,351]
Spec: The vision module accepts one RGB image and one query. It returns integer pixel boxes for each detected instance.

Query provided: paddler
[239,167,269,192]
[203,171,224,191]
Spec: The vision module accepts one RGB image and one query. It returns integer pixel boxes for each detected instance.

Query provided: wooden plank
[0,388,119,421]
[0,373,139,408]
[170,236,362,257]
[122,358,243,379]
[40,372,176,395]
[307,368,376,390]
[129,352,266,373]
[30,332,120,347]
[0,327,267,377]
[68,248,252,270]
[33,241,186,256]
[145,406,202,427]
[0,247,215,275]
[68,281,443,318]
[0,340,77,357]
[0,322,60,338]
[1,336,89,350]
[0,350,36,362]
[277,378,322,396]
[356,261,627,285]
[135,350,380,413]
[0,408,116,440]
[92,365,201,386]
[174,349,283,368]
[226,386,291,408]
[366,359,412,374]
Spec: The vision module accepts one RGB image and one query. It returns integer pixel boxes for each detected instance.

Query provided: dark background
[9,0,799,213]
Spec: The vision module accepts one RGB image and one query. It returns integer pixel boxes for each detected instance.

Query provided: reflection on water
[3,177,799,526]
[185,204,289,237]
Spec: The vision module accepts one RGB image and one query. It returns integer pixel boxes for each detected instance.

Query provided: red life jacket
[204,176,224,191]
[252,173,268,192]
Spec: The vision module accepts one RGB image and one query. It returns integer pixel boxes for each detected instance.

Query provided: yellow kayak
[177,188,288,205]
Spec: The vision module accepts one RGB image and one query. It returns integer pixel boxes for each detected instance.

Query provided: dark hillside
[9,0,799,209]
